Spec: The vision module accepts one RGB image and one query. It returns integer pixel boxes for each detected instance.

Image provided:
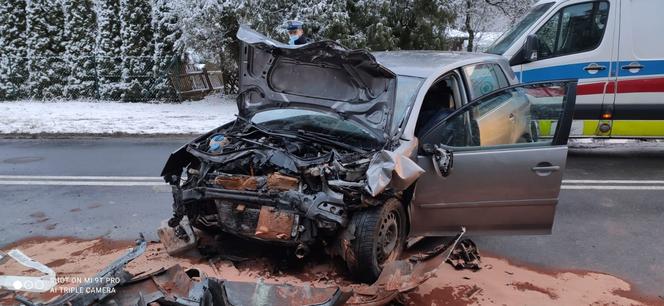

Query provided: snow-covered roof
[445,28,468,39]
[444,29,504,51]
[535,0,558,6]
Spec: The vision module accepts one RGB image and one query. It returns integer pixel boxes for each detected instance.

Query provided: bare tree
[452,0,534,52]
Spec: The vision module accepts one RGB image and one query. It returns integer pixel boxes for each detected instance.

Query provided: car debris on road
[446,239,481,271]
[0,250,56,294]
[13,235,148,306]
[9,229,475,306]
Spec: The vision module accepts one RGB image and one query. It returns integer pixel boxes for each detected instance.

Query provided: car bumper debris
[15,235,148,306]
[0,250,57,294]
[446,239,482,271]
[12,229,472,306]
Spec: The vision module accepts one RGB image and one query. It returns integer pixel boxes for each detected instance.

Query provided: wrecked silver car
[161,25,577,282]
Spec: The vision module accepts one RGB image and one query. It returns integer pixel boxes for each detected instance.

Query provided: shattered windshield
[392,76,425,134]
[251,109,382,147]
[486,2,554,55]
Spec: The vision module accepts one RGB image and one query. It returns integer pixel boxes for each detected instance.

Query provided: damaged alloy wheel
[348,198,406,283]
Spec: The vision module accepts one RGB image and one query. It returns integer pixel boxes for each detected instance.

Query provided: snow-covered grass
[0,95,238,135]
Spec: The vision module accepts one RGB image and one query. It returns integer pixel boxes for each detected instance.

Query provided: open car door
[410,81,576,236]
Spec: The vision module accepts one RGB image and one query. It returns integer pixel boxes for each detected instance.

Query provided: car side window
[414,74,461,136]
[421,82,571,149]
[535,1,609,59]
[462,64,509,100]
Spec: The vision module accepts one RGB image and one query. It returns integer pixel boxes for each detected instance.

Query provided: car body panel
[409,80,577,236]
[237,25,398,142]
[411,145,566,236]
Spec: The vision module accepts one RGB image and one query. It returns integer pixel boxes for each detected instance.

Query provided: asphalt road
[0,137,663,296]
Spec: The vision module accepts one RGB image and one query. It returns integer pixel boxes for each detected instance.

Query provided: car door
[515,0,615,137]
[409,80,577,237]
[461,63,515,145]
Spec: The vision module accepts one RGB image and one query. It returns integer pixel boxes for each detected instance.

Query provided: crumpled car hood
[236,25,397,142]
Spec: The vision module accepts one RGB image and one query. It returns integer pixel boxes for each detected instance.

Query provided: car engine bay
[162,119,396,257]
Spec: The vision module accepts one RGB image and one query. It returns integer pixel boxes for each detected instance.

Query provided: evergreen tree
[120,0,154,101]
[239,0,349,44]
[348,0,454,51]
[26,0,67,99]
[152,0,181,101]
[171,0,456,93]
[64,0,97,99]
[174,1,240,93]
[0,0,28,100]
[96,0,123,100]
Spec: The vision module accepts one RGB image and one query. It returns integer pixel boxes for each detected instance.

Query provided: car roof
[535,0,558,5]
[372,50,506,78]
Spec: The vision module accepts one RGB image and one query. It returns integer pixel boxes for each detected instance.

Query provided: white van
[486,0,664,138]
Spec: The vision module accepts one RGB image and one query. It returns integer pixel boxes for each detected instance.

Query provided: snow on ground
[0,95,238,135]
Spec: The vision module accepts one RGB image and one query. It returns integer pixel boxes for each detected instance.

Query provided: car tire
[347,198,407,283]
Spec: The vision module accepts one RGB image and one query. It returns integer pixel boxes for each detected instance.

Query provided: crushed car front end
[161,26,425,268]
[161,118,385,250]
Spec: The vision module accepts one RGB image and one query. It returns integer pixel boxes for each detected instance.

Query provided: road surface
[0,137,662,296]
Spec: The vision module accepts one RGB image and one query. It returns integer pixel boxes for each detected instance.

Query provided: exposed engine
[163,120,388,251]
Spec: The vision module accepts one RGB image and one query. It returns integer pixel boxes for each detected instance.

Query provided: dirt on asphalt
[0,236,662,306]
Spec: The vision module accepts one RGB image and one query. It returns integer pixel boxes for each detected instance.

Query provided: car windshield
[392,76,425,134]
[251,109,382,148]
[486,2,554,55]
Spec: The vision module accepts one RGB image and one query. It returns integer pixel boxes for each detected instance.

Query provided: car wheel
[347,198,407,283]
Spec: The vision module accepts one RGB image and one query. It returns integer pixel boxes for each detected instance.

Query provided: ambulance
[486,0,664,138]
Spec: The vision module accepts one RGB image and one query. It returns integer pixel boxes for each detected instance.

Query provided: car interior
[415,75,461,137]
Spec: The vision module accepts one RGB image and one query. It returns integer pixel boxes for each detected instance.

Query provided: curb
[0,133,199,139]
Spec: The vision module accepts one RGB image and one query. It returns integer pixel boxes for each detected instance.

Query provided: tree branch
[483,0,510,16]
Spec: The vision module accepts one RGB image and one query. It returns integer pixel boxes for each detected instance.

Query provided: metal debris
[100,264,214,306]
[223,279,351,306]
[446,239,481,271]
[157,217,197,255]
[17,235,148,306]
[346,228,467,306]
[102,265,351,306]
[0,249,57,293]
[12,229,477,306]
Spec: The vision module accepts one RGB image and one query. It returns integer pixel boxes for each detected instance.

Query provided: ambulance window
[535,1,609,59]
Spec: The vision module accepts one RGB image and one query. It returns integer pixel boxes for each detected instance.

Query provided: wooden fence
[170,67,224,100]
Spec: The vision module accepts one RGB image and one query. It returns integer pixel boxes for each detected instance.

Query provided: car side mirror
[510,34,539,66]
[423,144,453,177]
